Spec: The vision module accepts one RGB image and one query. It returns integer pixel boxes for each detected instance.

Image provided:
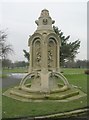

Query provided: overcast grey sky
[1,1,87,62]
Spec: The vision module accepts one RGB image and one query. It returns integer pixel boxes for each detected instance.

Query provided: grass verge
[2,68,88,118]
[2,96,87,118]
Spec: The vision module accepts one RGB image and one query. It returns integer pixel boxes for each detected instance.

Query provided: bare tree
[0,30,13,59]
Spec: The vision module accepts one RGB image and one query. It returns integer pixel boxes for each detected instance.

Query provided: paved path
[2,76,21,88]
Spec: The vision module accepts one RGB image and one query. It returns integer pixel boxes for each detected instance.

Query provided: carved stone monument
[3,9,86,101]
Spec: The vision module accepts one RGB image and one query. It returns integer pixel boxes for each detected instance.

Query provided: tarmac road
[2,76,21,88]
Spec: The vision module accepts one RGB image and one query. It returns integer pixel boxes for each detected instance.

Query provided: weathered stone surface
[3,9,87,101]
[26,9,63,93]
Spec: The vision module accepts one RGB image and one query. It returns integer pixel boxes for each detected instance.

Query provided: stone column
[40,33,50,92]
[41,33,48,71]
[29,44,33,72]
[57,44,60,72]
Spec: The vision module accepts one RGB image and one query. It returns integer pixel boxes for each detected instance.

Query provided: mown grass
[0,74,8,78]
[2,67,28,74]
[0,89,2,120]
[2,68,88,118]
[64,74,87,93]
[62,68,86,74]
[2,96,87,118]
[2,67,87,74]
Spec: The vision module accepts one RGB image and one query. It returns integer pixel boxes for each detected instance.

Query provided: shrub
[84,70,89,75]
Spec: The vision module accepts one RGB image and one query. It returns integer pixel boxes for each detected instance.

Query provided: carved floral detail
[48,44,53,67]
[36,45,41,66]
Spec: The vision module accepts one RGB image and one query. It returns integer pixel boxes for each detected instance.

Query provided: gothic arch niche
[32,38,41,70]
[48,38,57,70]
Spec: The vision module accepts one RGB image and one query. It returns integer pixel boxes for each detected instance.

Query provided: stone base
[3,86,86,102]
[3,71,87,102]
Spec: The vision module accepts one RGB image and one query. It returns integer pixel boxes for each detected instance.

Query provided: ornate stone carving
[43,18,48,25]
[47,38,58,69]
[32,39,41,69]
[48,47,53,67]
[41,9,49,16]
[36,46,41,66]
[3,9,86,104]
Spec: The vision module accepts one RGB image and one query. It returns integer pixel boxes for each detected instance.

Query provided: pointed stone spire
[35,9,55,30]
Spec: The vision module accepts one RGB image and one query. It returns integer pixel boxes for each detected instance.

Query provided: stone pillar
[29,45,32,72]
[57,44,60,72]
[41,33,48,71]
[27,9,61,92]
[40,71,50,92]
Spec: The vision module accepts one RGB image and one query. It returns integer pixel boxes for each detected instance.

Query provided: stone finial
[40,9,49,17]
[35,9,55,30]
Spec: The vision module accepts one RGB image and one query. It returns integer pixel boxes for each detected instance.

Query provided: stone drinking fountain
[4,9,86,102]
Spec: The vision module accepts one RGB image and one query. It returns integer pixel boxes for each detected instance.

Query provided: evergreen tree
[53,26,80,66]
[23,26,80,67]
[23,49,30,61]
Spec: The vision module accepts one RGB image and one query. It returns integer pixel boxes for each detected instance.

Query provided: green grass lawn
[2,67,28,74]
[0,89,2,120]
[2,67,86,74]
[62,68,86,74]
[65,74,87,93]
[2,96,87,118]
[2,68,88,118]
